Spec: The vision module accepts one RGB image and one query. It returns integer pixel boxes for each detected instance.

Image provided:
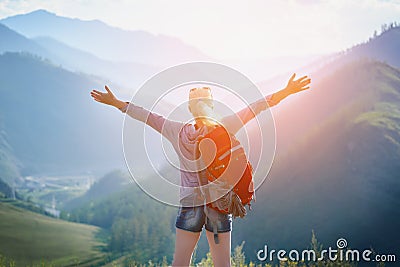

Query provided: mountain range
[0,9,212,67]
[0,21,158,91]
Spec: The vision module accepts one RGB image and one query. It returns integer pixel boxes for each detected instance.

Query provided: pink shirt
[119,94,279,201]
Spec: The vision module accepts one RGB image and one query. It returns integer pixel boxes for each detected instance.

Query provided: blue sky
[0,0,399,59]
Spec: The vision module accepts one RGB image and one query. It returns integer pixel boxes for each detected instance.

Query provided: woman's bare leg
[172,228,201,266]
[206,230,231,267]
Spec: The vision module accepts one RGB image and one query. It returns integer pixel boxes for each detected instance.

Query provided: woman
[90,73,311,267]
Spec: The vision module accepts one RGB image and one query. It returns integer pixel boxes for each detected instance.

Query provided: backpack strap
[203,205,220,244]
[196,134,221,244]
[212,222,219,244]
[213,226,219,244]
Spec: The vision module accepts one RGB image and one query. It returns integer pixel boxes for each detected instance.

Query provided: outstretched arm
[221,73,311,134]
[90,86,183,143]
[267,73,311,105]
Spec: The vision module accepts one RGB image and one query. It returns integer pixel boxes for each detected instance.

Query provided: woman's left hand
[285,73,311,94]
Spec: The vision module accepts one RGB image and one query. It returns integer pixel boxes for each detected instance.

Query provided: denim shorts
[175,205,232,233]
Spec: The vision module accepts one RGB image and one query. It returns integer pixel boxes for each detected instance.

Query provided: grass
[353,102,400,133]
[0,201,107,267]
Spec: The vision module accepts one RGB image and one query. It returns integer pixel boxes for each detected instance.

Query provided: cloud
[294,0,321,6]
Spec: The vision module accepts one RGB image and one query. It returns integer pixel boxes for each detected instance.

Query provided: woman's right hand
[90,85,126,109]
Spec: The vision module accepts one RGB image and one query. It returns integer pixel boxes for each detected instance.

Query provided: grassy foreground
[0,201,107,267]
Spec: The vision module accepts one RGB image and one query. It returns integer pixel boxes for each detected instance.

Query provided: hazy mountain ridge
[0,22,159,91]
[0,52,126,177]
[0,22,48,57]
[32,36,160,89]
[345,24,400,69]
[0,9,213,67]
[257,25,400,157]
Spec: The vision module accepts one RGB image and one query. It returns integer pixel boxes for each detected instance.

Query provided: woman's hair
[189,87,219,127]
[189,87,213,101]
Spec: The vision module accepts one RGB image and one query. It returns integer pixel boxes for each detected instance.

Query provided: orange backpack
[197,125,255,218]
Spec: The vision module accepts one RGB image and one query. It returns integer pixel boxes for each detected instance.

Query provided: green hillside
[0,201,107,267]
[61,170,132,211]
[230,59,400,263]
[65,179,176,264]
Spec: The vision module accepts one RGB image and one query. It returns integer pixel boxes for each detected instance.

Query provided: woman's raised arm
[90,85,127,109]
[221,73,311,135]
[90,85,183,143]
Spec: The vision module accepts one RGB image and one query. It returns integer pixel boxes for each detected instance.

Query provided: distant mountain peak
[13,9,57,20]
[30,9,54,14]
